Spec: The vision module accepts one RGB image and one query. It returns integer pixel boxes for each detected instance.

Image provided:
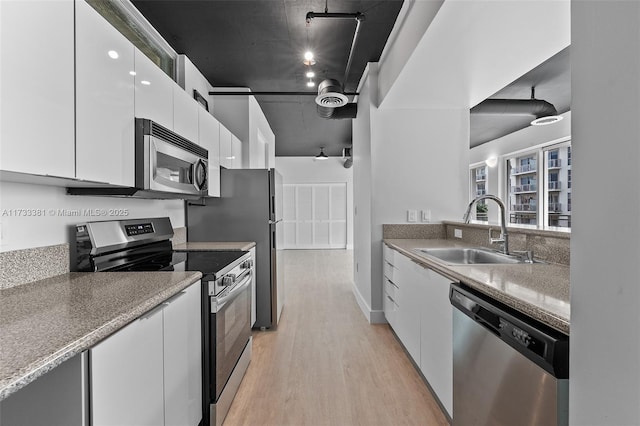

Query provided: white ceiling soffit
[379,0,571,110]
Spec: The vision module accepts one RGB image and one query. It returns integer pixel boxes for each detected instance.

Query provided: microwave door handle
[193,160,207,191]
[213,275,252,312]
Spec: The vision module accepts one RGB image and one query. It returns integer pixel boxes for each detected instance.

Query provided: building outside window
[508,153,538,225]
[469,165,488,221]
[544,144,571,228]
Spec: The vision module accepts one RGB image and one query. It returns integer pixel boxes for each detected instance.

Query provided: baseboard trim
[351,282,388,324]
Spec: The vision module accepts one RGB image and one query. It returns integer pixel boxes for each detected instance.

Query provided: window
[507,152,538,225]
[469,165,488,222]
[87,0,176,79]
[505,140,572,229]
[544,143,571,228]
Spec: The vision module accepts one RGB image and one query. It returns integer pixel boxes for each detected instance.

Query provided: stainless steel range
[75,217,253,426]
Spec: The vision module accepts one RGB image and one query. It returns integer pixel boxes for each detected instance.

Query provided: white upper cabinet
[232,135,243,169]
[0,0,75,178]
[134,48,174,129]
[219,123,233,169]
[75,0,135,186]
[198,108,221,197]
[173,85,200,143]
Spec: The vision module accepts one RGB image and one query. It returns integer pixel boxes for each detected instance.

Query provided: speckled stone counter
[173,241,256,251]
[384,239,570,335]
[0,271,202,401]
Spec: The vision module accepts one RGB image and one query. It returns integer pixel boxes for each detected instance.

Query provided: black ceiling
[470,46,571,148]
[131,0,404,157]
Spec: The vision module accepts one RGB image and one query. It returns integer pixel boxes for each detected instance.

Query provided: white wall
[0,181,185,252]
[376,0,444,105]
[352,63,469,320]
[352,64,376,319]
[570,1,640,424]
[275,156,353,249]
[249,97,275,169]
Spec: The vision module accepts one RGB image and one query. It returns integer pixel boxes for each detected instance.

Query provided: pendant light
[315,147,329,160]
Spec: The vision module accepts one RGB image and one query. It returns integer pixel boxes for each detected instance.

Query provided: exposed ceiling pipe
[471,87,559,119]
[471,98,558,118]
[306,10,364,119]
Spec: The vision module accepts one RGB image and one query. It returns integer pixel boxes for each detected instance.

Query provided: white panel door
[163,282,202,426]
[219,124,233,169]
[283,183,347,249]
[75,0,135,185]
[0,0,75,177]
[91,307,164,426]
[134,48,174,129]
[173,85,199,143]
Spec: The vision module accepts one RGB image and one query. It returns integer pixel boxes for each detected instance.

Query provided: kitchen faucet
[462,194,509,254]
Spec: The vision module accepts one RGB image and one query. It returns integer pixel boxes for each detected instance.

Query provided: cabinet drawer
[383,260,397,282]
[383,244,396,264]
[383,293,398,329]
[384,277,398,301]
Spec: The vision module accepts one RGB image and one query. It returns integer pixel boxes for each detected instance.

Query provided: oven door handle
[213,274,252,313]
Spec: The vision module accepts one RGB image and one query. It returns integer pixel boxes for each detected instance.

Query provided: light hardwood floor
[224,250,449,426]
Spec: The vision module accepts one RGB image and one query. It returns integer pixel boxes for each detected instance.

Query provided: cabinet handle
[385,278,399,289]
[385,261,395,268]
[140,303,165,320]
[163,290,186,306]
[386,294,396,304]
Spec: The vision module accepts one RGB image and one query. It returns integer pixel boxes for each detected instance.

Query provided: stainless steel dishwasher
[450,283,569,426]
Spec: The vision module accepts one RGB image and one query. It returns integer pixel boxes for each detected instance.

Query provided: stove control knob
[241,259,253,269]
[222,274,235,286]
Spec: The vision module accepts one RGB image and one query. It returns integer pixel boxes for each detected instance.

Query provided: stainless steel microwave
[136,118,208,196]
[68,118,208,199]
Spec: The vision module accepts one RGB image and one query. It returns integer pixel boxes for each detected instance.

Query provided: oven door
[210,273,252,401]
[147,136,208,194]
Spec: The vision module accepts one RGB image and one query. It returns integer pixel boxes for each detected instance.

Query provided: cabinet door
[173,85,199,143]
[232,135,243,169]
[163,282,202,426]
[135,48,174,129]
[394,253,422,365]
[91,307,164,426]
[198,109,221,197]
[420,269,453,416]
[0,0,75,177]
[75,0,135,186]
[219,124,233,169]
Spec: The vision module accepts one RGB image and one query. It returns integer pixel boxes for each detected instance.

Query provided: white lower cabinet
[383,246,453,417]
[91,281,202,426]
[420,268,453,417]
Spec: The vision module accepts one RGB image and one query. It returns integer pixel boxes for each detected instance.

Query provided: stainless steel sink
[414,247,535,265]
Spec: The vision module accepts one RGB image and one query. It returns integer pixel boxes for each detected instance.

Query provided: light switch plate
[421,210,431,223]
[454,228,463,238]
[407,209,417,223]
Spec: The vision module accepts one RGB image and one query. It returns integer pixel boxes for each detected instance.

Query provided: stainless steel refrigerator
[186,168,284,329]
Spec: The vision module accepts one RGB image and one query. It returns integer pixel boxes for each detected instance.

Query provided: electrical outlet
[454,228,463,238]
[421,210,431,223]
[407,209,417,223]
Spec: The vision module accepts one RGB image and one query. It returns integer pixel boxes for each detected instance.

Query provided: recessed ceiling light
[307,80,315,87]
[306,71,315,78]
[531,115,563,126]
[108,50,119,59]
[304,51,314,61]
[141,80,151,86]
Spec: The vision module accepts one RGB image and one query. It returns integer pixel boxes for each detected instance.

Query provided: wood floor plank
[224,250,449,426]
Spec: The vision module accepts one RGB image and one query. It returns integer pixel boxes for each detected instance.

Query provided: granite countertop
[173,241,256,251]
[384,239,570,335]
[0,271,202,401]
